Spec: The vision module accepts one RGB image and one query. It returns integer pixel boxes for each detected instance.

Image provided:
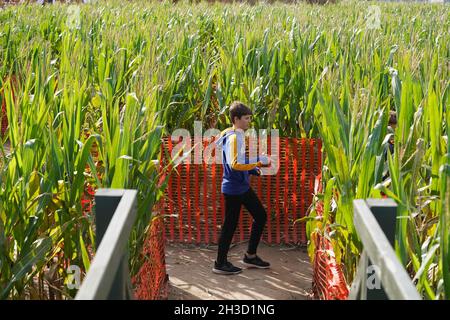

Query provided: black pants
[216,188,267,265]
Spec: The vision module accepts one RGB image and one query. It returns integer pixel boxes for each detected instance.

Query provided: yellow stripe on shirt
[229,133,262,171]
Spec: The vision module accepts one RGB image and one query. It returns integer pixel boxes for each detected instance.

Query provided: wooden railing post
[350,199,420,300]
[76,189,137,300]
[94,189,133,300]
[365,199,397,300]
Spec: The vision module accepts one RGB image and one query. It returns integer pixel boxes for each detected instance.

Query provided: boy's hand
[261,158,271,168]
[249,167,262,176]
[259,153,271,167]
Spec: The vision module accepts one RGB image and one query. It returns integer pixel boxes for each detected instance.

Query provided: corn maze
[0,0,449,300]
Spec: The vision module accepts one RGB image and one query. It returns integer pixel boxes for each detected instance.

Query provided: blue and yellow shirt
[215,127,268,195]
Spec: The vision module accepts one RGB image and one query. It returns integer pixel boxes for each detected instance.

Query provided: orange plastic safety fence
[1,75,20,137]
[1,77,12,137]
[1,101,6,136]
[132,214,169,300]
[160,136,322,245]
[311,179,349,300]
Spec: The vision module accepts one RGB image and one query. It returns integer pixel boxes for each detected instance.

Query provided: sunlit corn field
[0,0,449,299]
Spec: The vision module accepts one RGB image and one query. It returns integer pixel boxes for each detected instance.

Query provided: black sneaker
[242,254,270,269]
[212,261,243,275]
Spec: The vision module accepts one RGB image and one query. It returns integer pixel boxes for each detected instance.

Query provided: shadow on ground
[165,242,313,300]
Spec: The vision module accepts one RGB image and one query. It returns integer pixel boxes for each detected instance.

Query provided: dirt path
[165,242,313,300]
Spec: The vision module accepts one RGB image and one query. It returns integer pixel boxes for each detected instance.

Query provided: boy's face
[233,115,252,130]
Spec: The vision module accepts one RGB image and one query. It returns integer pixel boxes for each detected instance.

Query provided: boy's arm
[229,134,263,171]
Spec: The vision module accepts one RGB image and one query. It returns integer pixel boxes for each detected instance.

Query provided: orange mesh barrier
[311,175,349,300]
[312,232,349,300]
[132,213,169,300]
[1,76,16,137]
[160,136,322,245]
[1,102,6,137]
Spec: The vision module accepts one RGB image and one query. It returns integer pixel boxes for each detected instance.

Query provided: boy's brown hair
[389,110,397,126]
[229,101,253,124]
